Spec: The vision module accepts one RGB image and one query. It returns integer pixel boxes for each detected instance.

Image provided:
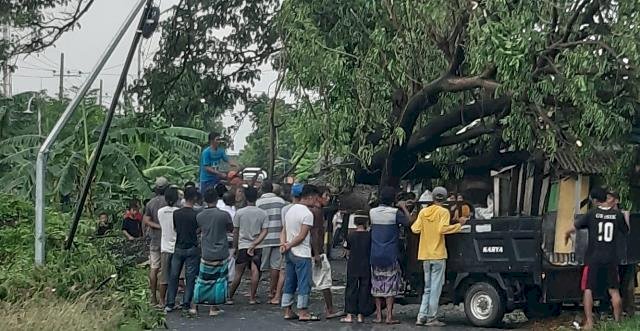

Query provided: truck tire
[464,282,506,327]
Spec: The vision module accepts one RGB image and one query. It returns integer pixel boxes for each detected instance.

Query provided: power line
[31,55,58,70]
[20,61,55,71]
[17,66,55,72]
[13,74,57,78]
[41,53,60,68]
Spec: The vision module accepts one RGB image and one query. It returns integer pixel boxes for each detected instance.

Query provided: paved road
[164,256,531,331]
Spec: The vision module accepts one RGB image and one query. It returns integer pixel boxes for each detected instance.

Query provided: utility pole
[98,79,103,106]
[58,53,64,100]
[2,25,12,97]
[137,42,142,80]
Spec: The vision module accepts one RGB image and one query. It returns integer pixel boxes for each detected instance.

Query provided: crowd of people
[94,131,633,329]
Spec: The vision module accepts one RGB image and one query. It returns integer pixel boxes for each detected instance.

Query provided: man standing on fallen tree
[565,187,629,330]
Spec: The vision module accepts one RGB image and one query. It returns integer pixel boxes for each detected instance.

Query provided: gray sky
[10,0,278,152]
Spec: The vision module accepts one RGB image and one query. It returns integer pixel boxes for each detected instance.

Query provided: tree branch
[437,124,498,148]
[404,150,530,179]
[9,0,96,57]
[562,0,591,43]
[278,145,309,181]
[406,95,510,153]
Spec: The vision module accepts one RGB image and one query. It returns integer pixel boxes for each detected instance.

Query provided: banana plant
[0,93,208,215]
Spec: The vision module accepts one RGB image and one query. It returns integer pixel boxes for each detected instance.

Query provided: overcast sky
[10,0,278,152]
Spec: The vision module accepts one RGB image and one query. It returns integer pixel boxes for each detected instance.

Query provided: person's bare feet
[340,314,354,323]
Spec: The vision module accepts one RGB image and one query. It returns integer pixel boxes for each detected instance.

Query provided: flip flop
[326,311,345,319]
[269,300,280,305]
[225,300,234,305]
[386,320,401,325]
[299,314,321,322]
[249,300,261,305]
[373,319,384,324]
[284,313,299,320]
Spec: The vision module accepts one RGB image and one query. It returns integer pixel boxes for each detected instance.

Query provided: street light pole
[34,0,149,266]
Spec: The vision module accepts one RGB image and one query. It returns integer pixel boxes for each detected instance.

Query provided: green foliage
[0,0,94,65]
[0,193,163,329]
[279,0,639,189]
[134,0,280,131]
[239,94,321,179]
[0,93,207,215]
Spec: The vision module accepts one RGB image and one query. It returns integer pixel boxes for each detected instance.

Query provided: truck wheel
[464,282,505,327]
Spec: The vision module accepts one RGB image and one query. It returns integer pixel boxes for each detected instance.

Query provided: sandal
[386,319,401,325]
[249,300,260,305]
[299,314,321,322]
[373,319,384,324]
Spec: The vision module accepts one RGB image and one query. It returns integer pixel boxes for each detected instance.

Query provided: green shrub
[0,194,163,329]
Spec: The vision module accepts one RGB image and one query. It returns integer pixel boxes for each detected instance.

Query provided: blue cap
[291,183,304,198]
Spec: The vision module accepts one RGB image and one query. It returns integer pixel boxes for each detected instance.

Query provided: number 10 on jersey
[597,221,614,242]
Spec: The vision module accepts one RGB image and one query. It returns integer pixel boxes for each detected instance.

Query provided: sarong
[193,259,228,305]
[371,262,401,297]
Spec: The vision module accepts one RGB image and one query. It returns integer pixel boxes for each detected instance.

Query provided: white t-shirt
[158,206,179,253]
[283,204,314,258]
[217,200,236,219]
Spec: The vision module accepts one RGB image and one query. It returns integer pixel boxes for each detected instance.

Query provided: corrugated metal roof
[552,149,615,174]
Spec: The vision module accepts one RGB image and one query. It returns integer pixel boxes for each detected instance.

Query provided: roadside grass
[598,316,640,330]
[0,294,123,331]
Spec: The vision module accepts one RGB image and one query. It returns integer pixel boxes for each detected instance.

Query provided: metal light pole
[65,0,156,250]
[34,0,149,266]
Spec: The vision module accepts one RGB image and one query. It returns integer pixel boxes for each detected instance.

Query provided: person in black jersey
[565,187,629,330]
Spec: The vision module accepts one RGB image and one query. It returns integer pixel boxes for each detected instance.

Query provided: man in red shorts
[565,187,629,330]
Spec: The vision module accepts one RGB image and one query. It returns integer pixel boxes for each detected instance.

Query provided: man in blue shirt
[199,132,236,193]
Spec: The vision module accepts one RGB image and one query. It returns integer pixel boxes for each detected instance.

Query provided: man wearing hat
[411,186,467,326]
[142,176,169,306]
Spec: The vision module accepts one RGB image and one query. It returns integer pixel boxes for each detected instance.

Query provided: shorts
[158,252,173,285]
[236,248,262,267]
[581,264,619,295]
[149,249,161,269]
[312,254,333,290]
[261,246,283,271]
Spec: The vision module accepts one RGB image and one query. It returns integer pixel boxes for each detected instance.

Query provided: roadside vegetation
[0,194,164,330]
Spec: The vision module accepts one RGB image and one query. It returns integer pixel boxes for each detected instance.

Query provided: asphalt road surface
[164,256,534,331]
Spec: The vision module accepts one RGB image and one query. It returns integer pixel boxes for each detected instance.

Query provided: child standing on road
[341,216,372,323]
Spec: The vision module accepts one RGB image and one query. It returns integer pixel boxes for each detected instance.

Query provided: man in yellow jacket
[411,186,468,326]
